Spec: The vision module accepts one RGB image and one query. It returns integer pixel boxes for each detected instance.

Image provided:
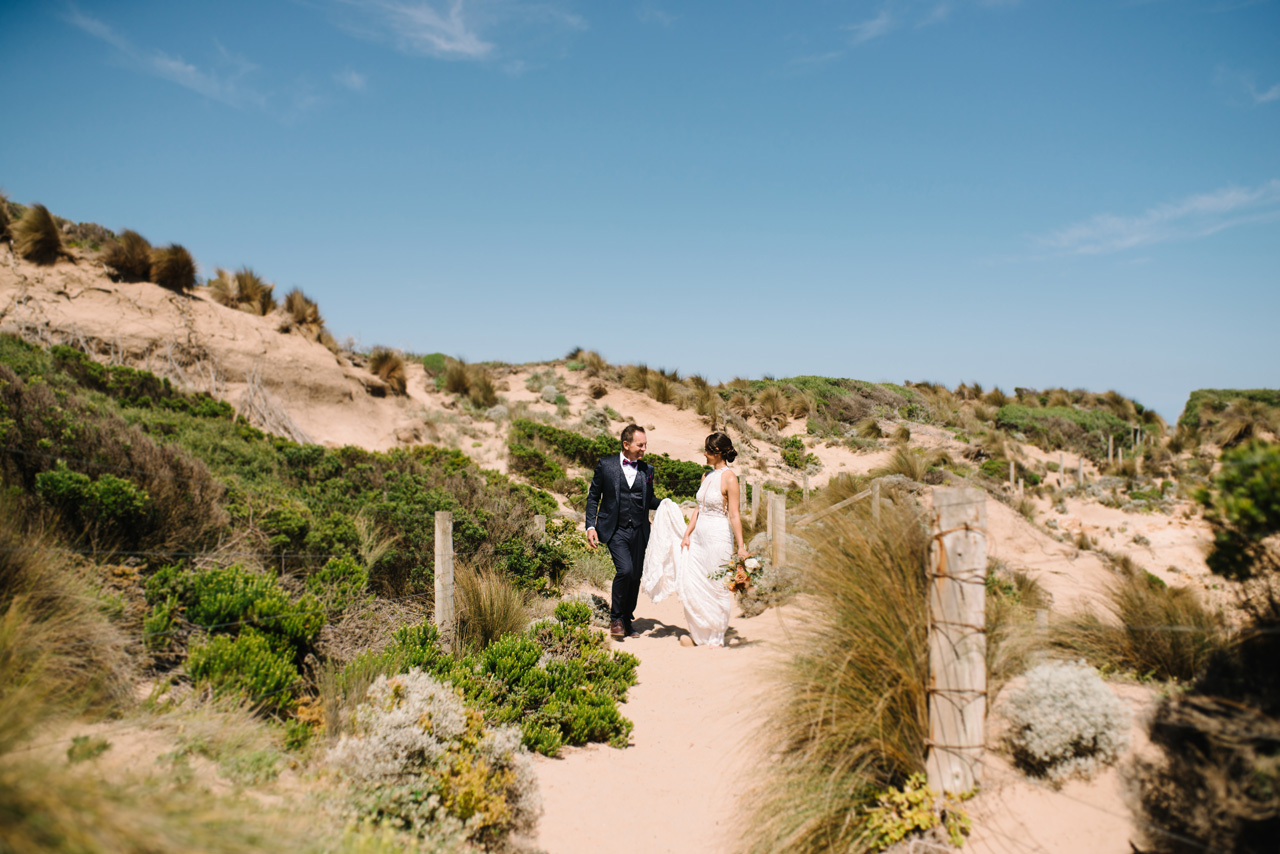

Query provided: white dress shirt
[620,452,639,488]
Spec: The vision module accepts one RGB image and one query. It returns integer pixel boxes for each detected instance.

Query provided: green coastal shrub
[35,463,151,540]
[995,405,1130,460]
[781,436,817,469]
[347,615,638,757]
[186,629,301,711]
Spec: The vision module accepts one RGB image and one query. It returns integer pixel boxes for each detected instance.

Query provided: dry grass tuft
[13,203,65,265]
[583,350,607,377]
[648,372,673,404]
[149,244,197,291]
[756,386,789,429]
[872,445,928,481]
[589,380,607,399]
[1052,566,1225,681]
[443,358,471,395]
[1213,400,1276,449]
[623,363,649,391]
[208,267,277,315]
[454,565,529,651]
[468,367,498,408]
[856,418,883,439]
[368,348,407,396]
[0,190,9,243]
[741,499,930,854]
[893,424,911,442]
[103,230,154,283]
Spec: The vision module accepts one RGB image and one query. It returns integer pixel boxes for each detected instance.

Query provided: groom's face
[623,430,647,461]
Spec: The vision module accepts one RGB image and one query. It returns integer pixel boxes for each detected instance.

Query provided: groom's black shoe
[610,620,625,639]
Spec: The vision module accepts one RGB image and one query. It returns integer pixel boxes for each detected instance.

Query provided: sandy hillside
[1,246,1223,853]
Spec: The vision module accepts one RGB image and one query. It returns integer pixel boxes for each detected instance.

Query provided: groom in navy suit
[585,423,662,639]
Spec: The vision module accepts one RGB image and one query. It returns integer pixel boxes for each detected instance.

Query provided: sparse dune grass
[149,243,197,291]
[13,203,64,265]
[624,362,649,391]
[103,230,153,282]
[209,267,278,315]
[741,499,930,854]
[1052,564,1226,681]
[648,372,673,404]
[369,348,407,395]
[443,358,471,395]
[455,565,529,651]
[0,190,11,242]
[584,350,607,376]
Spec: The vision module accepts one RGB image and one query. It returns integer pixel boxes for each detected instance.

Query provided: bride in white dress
[642,432,749,647]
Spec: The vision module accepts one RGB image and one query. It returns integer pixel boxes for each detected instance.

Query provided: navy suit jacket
[584,455,661,545]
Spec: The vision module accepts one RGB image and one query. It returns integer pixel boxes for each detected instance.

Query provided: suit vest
[617,469,647,528]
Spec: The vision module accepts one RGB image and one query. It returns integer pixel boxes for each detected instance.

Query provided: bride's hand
[680,535,691,550]
[737,546,749,559]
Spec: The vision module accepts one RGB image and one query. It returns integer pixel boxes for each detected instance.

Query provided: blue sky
[1,1,1277,420]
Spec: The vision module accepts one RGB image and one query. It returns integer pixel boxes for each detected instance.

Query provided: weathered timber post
[1136,451,1143,476]
[803,473,810,506]
[533,514,547,541]
[771,494,787,568]
[1078,456,1085,487]
[765,490,774,541]
[1108,434,1114,466]
[1018,478,1024,500]
[434,511,455,637]
[872,480,881,526]
[1059,452,1065,487]
[926,487,988,794]
[1009,460,1015,488]
[751,480,760,526]
[739,476,748,520]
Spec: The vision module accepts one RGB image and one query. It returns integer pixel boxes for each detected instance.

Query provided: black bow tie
[622,458,638,468]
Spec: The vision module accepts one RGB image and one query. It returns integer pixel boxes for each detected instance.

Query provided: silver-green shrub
[540,384,559,404]
[328,669,541,846]
[1003,660,1130,783]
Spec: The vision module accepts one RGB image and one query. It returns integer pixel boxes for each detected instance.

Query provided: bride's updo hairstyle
[704,432,737,463]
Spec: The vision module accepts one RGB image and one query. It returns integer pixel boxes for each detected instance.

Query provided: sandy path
[532,594,794,854]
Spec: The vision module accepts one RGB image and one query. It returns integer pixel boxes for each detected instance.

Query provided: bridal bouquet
[712,553,763,594]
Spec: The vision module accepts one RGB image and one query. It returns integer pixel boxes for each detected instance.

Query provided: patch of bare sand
[533,592,792,854]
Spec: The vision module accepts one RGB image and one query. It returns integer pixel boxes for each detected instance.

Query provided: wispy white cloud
[636,3,676,27]
[1249,80,1280,104]
[334,68,368,90]
[340,0,493,58]
[335,0,584,62]
[846,9,895,44]
[918,3,952,26]
[64,6,273,111]
[1036,179,1280,255]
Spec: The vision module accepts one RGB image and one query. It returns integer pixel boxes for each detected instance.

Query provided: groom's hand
[586,528,599,549]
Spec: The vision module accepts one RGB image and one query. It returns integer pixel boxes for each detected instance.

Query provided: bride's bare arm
[724,470,747,556]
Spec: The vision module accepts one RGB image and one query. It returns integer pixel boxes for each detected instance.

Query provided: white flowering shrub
[328,669,541,848]
[1002,660,1131,783]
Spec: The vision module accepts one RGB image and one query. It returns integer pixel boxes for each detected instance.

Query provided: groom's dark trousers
[585,455,661,630]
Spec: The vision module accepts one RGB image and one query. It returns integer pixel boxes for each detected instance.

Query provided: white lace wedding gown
[642,468,735,646]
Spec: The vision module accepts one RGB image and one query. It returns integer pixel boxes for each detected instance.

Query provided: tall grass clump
[1051,564,1225,681]
[741,499,930,854]
[443,358,471,395]
[368,348,407,396]
[584,350,607,377]
[623,363,649,391]
[648,372,673,404]
[0,190,9,242]
[208,267,277,315]
[149,243,197,291]
[13,203,64,265]
[454,566,529,651]
[103,230,154,283]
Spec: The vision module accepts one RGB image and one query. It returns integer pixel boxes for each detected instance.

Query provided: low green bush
[995,405,1130,460]
[781,436,818,469]
[347,616,638,757]
[35,463,152,541]
[187,629,301,711]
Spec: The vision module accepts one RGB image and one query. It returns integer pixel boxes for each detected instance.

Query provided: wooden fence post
[1078,456,1085,487]
[1009,460,1015,488]
[434,511,455,638]
[765,490,774,541]
[739,476,748,520]
[1058,452,1065,487]
[872,480,881,526]
[533,514,547,541]
[1018,477,1024,500]
[1108,434,1114,466]
[926,487,987,795]
[751,480,760,526]
[803,473,810,506]
[771,494,786,568]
